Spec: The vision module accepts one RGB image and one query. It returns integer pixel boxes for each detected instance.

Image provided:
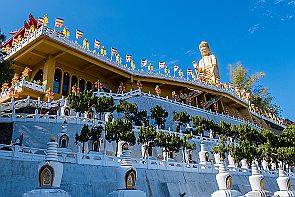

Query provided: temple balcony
[0,79,46,103]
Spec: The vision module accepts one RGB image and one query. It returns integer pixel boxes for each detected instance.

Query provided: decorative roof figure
[194,41,220,84]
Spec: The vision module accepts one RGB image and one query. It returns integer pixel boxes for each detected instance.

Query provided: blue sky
[0,0,294,120]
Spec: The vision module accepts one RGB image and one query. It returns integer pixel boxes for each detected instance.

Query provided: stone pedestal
[245,163,273,197]
[23,189,70,197]
[274,168,294,197]
[211,162,243,197]
[108,190,146,197]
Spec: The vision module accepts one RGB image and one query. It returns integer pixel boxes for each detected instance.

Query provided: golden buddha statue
[194,41,220,83]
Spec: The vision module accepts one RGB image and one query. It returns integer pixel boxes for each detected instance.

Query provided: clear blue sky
[0,0,294,120]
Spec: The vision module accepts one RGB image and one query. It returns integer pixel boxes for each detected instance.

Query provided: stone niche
[39,165,54,187]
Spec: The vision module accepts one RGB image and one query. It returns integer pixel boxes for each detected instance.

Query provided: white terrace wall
[0,158,290,197]
[11,121,217,162]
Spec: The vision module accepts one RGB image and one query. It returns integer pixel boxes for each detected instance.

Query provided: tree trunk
[115,140,119,157]
[183,147,186,163]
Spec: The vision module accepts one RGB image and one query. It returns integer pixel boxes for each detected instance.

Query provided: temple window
[86,81,92,91]
[71,75,78,87]
[62,72,70,96]
[79,78,85,92]
[53,69,62,94]
[33,69,43,82]
[59,135,69,148]
[39,165,54,187]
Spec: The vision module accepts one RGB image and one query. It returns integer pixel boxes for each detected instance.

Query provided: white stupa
[245,163,273,197]
[274,167,294,197]
[107,143,146,197]
[211,161,243,197]
[23,137,70,197]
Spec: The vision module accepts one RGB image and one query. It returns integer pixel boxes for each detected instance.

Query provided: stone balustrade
[0,144,293,179]
[0,79,46,101]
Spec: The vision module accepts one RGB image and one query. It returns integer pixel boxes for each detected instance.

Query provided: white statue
[194,41,220,83]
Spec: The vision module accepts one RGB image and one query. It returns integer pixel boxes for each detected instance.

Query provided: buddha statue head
[199,41,211,57]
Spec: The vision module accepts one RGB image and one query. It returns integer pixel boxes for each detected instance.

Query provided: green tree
[150,105,168,129]
[133,110,149,126]
[212,134,228,161]
[0,30,14,85]
[137,126,157,158]
[155,131,183,159]
[250,85,280,115]
[116,99,138,122]
[181,134,195,163]
[173,111,190,132]
[229,62,265,93]
[229,62,280,116]
[94,96,115,119]
[191,116,209,135]
[67,90,95,114]
[75,124,91,153]
[106,119,135,156]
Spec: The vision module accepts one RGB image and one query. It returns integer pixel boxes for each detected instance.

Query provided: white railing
[94,90,262,130]
[0,144,293,179]
[0,79,46,100]
[0,112,95,125]
[3,26,250,106]
[0,89,283,129]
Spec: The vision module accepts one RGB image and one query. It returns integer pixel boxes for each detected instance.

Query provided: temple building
[0,14,285,132]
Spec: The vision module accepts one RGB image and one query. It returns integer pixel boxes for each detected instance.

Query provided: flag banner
[94,40,101,49]
[178,69,184,77]
[216,77,220,85]
[159,62,165,69]
[174,65,179,72]
[111,48,118,56]
[187,69,193,75]
[126,55,132,62]
[148,64,153,71]
[24,28,30,37]
[131,61,136,69]
[76,29,83,39]
[37,17,44,26]
[55,18,64,28]
[141,59,147,67]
